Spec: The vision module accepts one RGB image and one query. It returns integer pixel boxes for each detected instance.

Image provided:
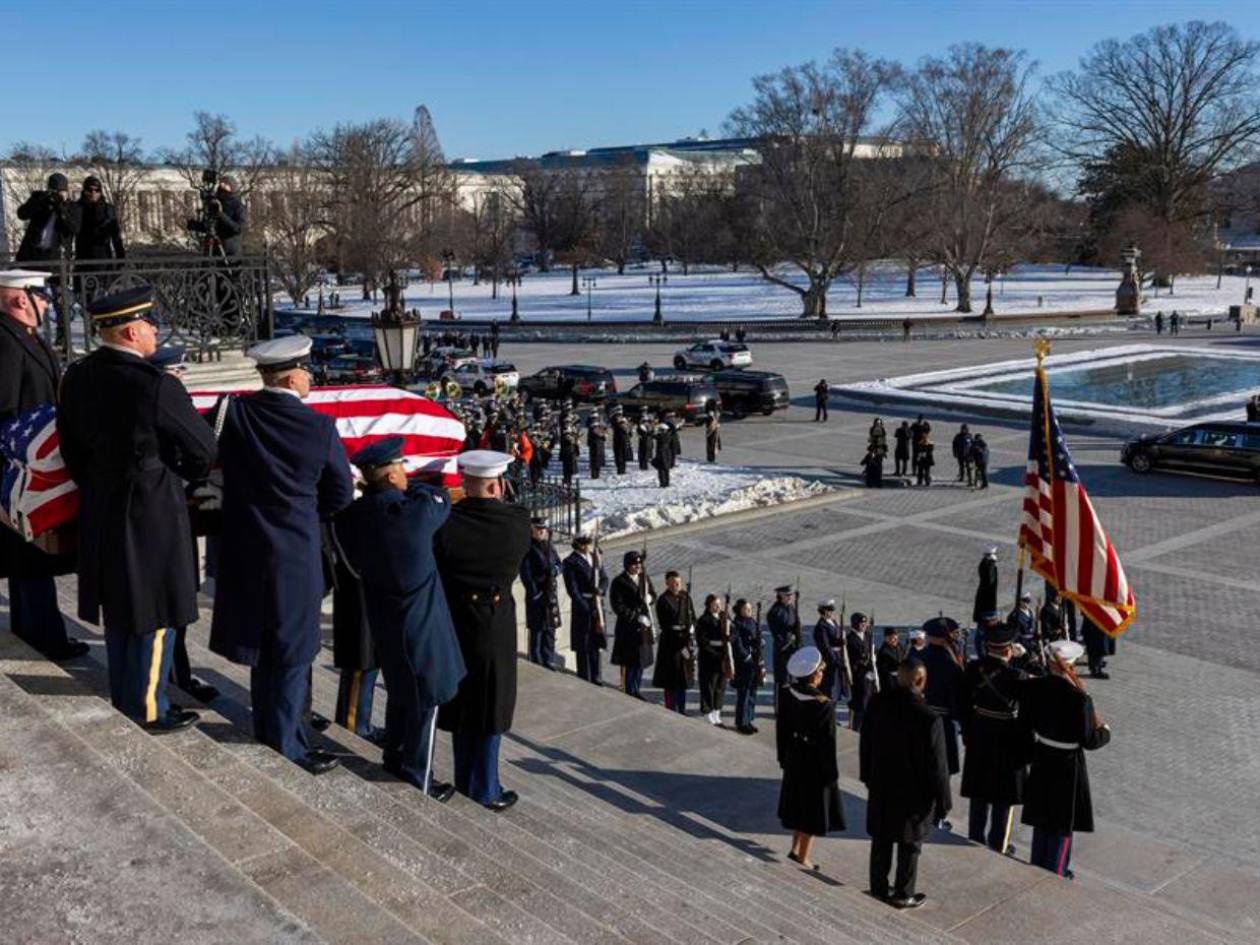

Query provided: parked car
[309,334,349,362]
[673,340,753,371]
[421,346,479,376]
[519,365,618,403]
[483,360,521,389]
[613,378,721,423]
[1121,421,1260,483]
[709,369,790,417]
[443,359,521,395]
[317,355,383,385]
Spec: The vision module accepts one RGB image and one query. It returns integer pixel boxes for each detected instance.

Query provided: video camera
[198,169,222,217]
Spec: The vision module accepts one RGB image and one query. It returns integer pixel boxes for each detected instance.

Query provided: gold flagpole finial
[1033,336,1052,366]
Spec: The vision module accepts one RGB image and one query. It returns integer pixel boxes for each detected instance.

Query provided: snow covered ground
[283,262,1250,324]
[577,459,833,539]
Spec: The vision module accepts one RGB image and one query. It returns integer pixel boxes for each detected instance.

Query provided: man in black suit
[57,286,215,731]
[208,335,354,773]
[0,270,85,661]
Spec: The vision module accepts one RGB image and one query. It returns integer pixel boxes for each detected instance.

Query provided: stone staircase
[0,609,1238,945]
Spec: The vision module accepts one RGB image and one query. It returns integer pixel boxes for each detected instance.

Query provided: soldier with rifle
[731,598,763,734]
[609,546,656,698]
[844,611,875,731]
[920,616,966,806]
[766,583,800,715]
[813,598,848,707]
[695,591,729,726]
[652,569,695,714]
[562,533,608,685]
[519,516,562,669]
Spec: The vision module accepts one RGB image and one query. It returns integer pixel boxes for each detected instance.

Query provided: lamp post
[508,266,521,322]
[1246,265,1253,305]
[582,275,597,322]
[372,270,421,388]
[649,273,664,324]
[441,248,456,316]
[982,269,994,317]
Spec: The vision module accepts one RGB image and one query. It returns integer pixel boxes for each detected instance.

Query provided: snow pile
[579,460,832,539]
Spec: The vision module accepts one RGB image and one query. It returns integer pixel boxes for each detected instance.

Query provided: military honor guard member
[972,547,998,633]
[519,516,563,669]
[435,450,531,811]
[919,616,965,780]
[812,598,846,705]
[562,534,609,685]
[958,616,1032,854]
[652,570,694,713]
[766,585,799,713]
[332,437,466,801]
[328,515,383,743]
[776,646,844,871]
[1020,638,1111,877]
[0,270,86,661]
[844,611,874,731]
[875,626,904,693]
[860,659,953,910]
[209,335,354,774]
[695,593,728,726]
[609,549,656,698]
[730,598,762,734]
[652,417,674,487]
[57,286,215,730]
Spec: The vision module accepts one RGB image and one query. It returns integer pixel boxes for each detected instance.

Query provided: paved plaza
[502,327,1260,926]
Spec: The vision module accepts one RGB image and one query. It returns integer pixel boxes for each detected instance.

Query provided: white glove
[639,615,651,628]
[189,482,222,512]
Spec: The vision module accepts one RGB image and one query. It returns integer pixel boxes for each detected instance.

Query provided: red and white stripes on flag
[1018,364,1135,638]
[190,385,466,486]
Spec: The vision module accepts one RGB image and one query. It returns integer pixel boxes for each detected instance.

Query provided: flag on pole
[1018,343,1135,637]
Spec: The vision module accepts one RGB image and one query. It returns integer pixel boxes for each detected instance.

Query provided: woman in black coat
[776,646,844,869]
[695,594,727,724]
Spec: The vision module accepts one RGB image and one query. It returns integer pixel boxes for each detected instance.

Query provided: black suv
[709,369,789,417]
[613,379,721,423]
[519,365,617,403]
[1121,421,1260,483]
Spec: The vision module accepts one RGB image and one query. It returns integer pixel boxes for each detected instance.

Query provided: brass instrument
[444,378,462,400]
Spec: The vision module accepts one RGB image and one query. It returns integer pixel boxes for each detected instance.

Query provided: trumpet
[494,375,510,397]
[444,379,462,400]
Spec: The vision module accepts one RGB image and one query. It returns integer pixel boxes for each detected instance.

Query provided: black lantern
[372,271,420,385]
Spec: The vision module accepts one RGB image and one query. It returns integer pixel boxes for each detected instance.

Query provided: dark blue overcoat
[332,481,466,708]
[209,390,353,667]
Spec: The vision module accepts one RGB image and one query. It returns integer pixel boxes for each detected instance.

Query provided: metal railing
[2,252,274,361]
[505,468,582,540]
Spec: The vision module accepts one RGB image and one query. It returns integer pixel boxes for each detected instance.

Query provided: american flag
[0,404,80,541]
[1018,364,1135,638]
[0,386,465,543]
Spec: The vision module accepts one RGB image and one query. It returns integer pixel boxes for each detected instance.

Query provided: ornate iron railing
[505,468,582,540]
[1,252,273,361]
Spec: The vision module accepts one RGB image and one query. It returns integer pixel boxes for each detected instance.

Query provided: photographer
[75,176,126,261]
[16,173,82,263]
[187,172,244,257]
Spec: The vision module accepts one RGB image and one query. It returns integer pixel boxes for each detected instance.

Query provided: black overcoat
[435,498,531,735]
[56,347,215,632]
[609,571,656,669]
[973,556,998,623]
[208,390,353,666]
[695,610,727,713]
[329,525,373,671]
[0,315,74,579]
[766,601,798,683]
[730,614,760,688]
[651,591,693,690]
[859,686,952,843]
[519,539,562,632]
[959,656,1031,804]
[562,550,609,651]
[1020,675,1111,834]
[16,192,80,262]
[813,616,845,697]
[920,643,964,774]
[333,482,465,709]
[776,681,844,836]
[75,199,126,260]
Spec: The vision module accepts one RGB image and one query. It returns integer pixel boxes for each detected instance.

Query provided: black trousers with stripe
[104,626,175,723]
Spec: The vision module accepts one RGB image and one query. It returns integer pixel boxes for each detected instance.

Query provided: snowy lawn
[577,459,832,539]
[282,262,1250,323]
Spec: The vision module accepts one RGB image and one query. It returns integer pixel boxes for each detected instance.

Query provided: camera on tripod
[198,169,222,217]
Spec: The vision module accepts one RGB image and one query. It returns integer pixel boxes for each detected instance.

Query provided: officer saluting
[332,437,466,801]
[57,286,215,731]
[209,335,354,774]
[435,450,531,811]
[0,270,85,661]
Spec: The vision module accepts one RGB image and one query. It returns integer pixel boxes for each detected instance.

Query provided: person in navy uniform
[860,658,952,910]
[56,285,214,731]
[812,598,846,705]
[730,598,762,734]
[919,616,965,784]
[332,437,466,802]
[435,450,531,811]
[958,618,1031,855]
[844,611,874,731]
[765,585,799,714]
[0,270,86,662]
[608,549,655,698]
[208,335,354,774]
[562,534,609,685]
[519,516,562,669]
[1021,639,1111,877]
[875,626,904,693]
[776,646,844,871]
[972,547,999,639]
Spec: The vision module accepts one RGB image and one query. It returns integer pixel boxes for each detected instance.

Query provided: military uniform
[652,589,693,712]
[636,416,654,470]
[57,287,215,728]
[730,611,762,732]
[920,619,966,776]
[766,590,800,704]
[777,679,844,836]
[844,618,874,731]
[562,540,609,684]
[704,411,721,463]
[652,421,673,487]
[519,526,562,669]
[875,635,904,694]
[812,610,846,704]
[434,454,531,807]
[612,413,631,474]
[587,422,606,479]
[608,554,655,697]
[208,337,354,769]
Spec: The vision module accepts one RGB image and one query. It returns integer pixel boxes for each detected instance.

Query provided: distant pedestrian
[902,318,912,342]
[969,434,990,489]
[893,421,911,477]
[1154,311,1164,335]
[951,425,974,486]
[915,441,934,486]
[909,415,930,468]
[1170,310,1181,335]
[814,379,829,422]
[861,447,884,487]
[704,408,721,463]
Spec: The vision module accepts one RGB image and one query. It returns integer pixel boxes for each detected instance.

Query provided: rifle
[590,525,606,644]
[839,594,854,696]
[754,601,766,686]
[791,574,803,651]
[721,584,735,681]
[683,565,698,687]
[544,524,562,630]
[638,536,656,647]
[869,608,880,694]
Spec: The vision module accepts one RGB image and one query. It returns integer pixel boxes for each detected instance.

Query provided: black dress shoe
[427,780,456,803]
[889,893,926,910]
[484,789,518,812]
[310,712,332,732]
[144,708,200,733]
[186,677,220,703]
[45,639,90,662]
[362,726,389,748]
[1089,670,1110,680]
[299,750,340,775]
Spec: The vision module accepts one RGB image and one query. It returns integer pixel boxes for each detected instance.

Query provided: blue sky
[5,0,1259,159]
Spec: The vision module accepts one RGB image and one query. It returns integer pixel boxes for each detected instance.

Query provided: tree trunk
[491,276,499,300]
[682,260,690,276]
[856,265,865,308]
[940,268,948,305]
[905,263,917,298]
[803,280,828,318]
[953,269,973,313]
[617,260,626,275]
[570,262,579,296]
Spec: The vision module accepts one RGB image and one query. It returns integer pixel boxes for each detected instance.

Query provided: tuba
[494,374,510,397]
[444,379,462,401]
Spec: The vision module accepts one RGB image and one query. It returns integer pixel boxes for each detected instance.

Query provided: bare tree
[510,162,602,291]
[900,44,1041,312]
[162,111,274,199]
[250,145,329,302]
[455,189,517,299]
[726,49,902,317]
[598,159,646,274]
[79,130,147,229]
[646,165,728,275]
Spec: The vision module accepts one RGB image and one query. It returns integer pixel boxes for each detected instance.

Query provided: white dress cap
[787,646,824,680]
[457,449,514,478]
